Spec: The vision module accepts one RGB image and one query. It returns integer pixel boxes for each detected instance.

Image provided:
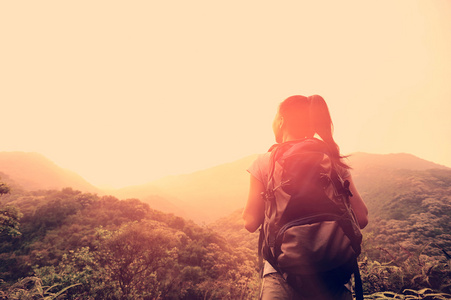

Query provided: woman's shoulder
[337,160,351,179]
[249,151,271,171]
[247,151,272,184]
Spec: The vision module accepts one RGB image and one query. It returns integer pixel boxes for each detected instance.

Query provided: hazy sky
[1,1,450,188]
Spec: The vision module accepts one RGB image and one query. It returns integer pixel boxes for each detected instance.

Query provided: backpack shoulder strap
[352,258,364,300]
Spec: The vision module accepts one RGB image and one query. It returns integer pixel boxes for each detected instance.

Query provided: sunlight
[1,0,450,186]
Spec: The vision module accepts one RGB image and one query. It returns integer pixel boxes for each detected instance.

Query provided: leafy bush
[0,276,80,300]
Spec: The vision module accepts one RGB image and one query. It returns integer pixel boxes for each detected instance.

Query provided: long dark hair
[278,95,350,169]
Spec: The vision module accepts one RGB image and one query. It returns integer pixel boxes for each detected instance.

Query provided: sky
[1,1,450,188]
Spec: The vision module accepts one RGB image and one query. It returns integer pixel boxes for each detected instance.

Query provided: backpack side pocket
[276,219,356,275]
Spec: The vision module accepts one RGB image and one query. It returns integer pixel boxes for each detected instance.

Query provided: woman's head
[273,95,313,143]
[273,94,347,167]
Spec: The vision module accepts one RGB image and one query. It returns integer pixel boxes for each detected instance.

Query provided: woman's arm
[345,174,368,229]
[242,174,265,233]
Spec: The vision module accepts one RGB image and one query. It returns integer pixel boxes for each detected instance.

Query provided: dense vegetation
[1,166,451,299]
[0,188,259,299]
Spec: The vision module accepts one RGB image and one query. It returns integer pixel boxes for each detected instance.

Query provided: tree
[0,181,22,239]
[0,181,10,196]
[0,205,23,238]
[95,220,180,299]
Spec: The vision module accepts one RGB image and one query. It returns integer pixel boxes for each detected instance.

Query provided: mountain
[110,152,449,223]
[343,153,450,217]
[0,152,100,194]
[1,150,449,224]
[109,154,259,223]
[345,152,449,173]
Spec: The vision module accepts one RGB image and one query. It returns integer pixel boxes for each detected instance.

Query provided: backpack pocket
[275,219,356,275]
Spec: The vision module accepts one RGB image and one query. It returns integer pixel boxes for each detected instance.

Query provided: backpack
[259,138,363,299]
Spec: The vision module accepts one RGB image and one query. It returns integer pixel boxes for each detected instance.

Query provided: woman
[243,95,368,300]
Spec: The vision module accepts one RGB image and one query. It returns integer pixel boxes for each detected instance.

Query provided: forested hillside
[0,188,259,299]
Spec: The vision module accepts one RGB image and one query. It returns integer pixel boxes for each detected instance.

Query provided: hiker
[243,95,368,300]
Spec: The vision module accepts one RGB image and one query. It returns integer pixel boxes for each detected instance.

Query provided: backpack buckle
[261,189,275,202]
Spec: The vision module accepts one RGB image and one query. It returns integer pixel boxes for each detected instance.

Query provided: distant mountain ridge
[346,152,449,172]
[109,152,449,223]
[0,152,100,194]
[0,151,449,223]
[108,154,259,222]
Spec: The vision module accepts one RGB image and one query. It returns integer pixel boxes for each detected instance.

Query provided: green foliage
[94,221,179,299]
[0,187,259,299]
[360,239,451,295]
[0,205,23,239]
[0,182,10,196]
[357,168,451,296]
[364,288,451,299]
[0,276,80,300]
[0,181,22,240]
